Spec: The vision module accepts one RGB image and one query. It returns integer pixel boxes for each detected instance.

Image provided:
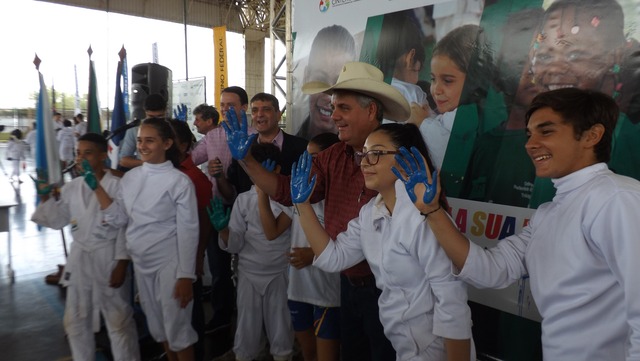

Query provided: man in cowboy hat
[221,61,410,360]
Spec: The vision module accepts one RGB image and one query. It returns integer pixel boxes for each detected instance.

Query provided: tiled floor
[0,144,234,361]
[0,144,76,361]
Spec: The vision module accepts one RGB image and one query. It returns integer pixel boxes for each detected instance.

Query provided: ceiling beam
[36,0,246,33]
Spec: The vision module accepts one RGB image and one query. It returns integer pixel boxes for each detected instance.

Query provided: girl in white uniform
[31,133,140,361]
[95,117,199,361]
[292,123,474,361]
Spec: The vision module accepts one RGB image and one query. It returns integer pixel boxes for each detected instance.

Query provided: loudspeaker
[130,63,172,121]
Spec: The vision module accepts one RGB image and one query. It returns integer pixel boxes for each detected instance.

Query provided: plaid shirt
[275,141,377,277]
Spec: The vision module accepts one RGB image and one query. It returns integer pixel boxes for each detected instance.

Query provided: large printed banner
[292,0,640,322]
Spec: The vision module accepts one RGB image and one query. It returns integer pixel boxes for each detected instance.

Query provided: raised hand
[173,103,188,121]
[221,106,257,160]
[290,151,316,204]
[80,159,98,190]
[206,196,231,231]
[208,158,223,178]
[261,159,276,173]
[392,146,438,205]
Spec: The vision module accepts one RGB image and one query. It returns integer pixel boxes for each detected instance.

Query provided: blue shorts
[287,300,340,340]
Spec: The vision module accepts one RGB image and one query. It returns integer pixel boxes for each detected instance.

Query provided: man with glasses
[223,62,410,361]
[223,93,308,196]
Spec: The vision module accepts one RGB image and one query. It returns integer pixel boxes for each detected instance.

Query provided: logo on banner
[319,0,329,12]
[319,0,360,12]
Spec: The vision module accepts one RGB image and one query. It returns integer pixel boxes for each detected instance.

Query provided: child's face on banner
[430,54,466,114]
[531,6,618,94]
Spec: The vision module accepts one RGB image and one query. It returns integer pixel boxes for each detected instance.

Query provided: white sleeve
[220,197,246,254]
[101,182,130,228]
[456,225,529,289]
[414,227,472,340]
[175,179,199,280]
[313,213,365,273]
[590,191,640,360]
[30,196,71,230]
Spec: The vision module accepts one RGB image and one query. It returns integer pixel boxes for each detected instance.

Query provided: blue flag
[123,57,130,120]
[35,72,62,187]
[111,61,126,146]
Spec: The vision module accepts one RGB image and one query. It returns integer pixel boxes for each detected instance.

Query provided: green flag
[87,58,101,133]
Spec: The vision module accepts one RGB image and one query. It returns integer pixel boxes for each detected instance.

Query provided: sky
[0,1,280,112]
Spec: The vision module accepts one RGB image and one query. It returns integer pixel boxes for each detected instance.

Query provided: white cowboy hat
[302,61,411,122]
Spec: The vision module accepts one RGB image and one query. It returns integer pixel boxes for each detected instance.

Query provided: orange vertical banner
[213,26,228,110]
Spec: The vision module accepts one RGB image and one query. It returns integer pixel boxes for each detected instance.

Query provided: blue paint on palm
[291,151,316,204]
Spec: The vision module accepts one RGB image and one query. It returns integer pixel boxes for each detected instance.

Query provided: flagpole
[74,64,81,115]
[33,54,67,285]
[87,45,102,134]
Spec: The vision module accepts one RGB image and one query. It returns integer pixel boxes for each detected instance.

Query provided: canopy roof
[37,0,279,35]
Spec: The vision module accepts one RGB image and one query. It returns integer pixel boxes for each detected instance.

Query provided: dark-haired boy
[31,133,140,360]
[417,88,640,359]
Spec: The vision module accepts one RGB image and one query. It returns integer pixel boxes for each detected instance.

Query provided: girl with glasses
[291,122,474,361]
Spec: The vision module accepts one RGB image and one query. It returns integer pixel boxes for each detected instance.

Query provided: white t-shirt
[284,201,340,307]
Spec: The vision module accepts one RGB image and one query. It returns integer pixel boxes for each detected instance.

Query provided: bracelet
[420,206,441,218]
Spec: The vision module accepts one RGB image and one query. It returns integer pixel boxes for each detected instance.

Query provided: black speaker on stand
[130,63,172,121]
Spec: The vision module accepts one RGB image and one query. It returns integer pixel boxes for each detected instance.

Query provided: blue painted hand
[173,103,188,121]
[261,159,276,173]
[221,106,257,160]
[290,151,316,204]
[391,146,437,205]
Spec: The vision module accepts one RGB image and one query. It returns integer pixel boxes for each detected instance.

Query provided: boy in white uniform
[31,133,140,361]
[6,129,25,182]
[57,119,76,168]
[401,87,640,360]
[209,143,294,361]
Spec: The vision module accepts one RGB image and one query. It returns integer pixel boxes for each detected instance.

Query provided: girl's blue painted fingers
[409,146,437,204]
[423,169,438,204]
[393,146,438,204]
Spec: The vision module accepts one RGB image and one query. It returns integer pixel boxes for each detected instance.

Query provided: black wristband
[420,206,441,218]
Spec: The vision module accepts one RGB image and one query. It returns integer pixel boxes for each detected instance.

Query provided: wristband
[420,206,441,218]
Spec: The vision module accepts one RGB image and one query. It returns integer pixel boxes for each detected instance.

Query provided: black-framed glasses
[354,150,399,166]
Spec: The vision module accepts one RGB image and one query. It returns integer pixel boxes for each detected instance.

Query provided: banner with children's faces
[292,0,640,322]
